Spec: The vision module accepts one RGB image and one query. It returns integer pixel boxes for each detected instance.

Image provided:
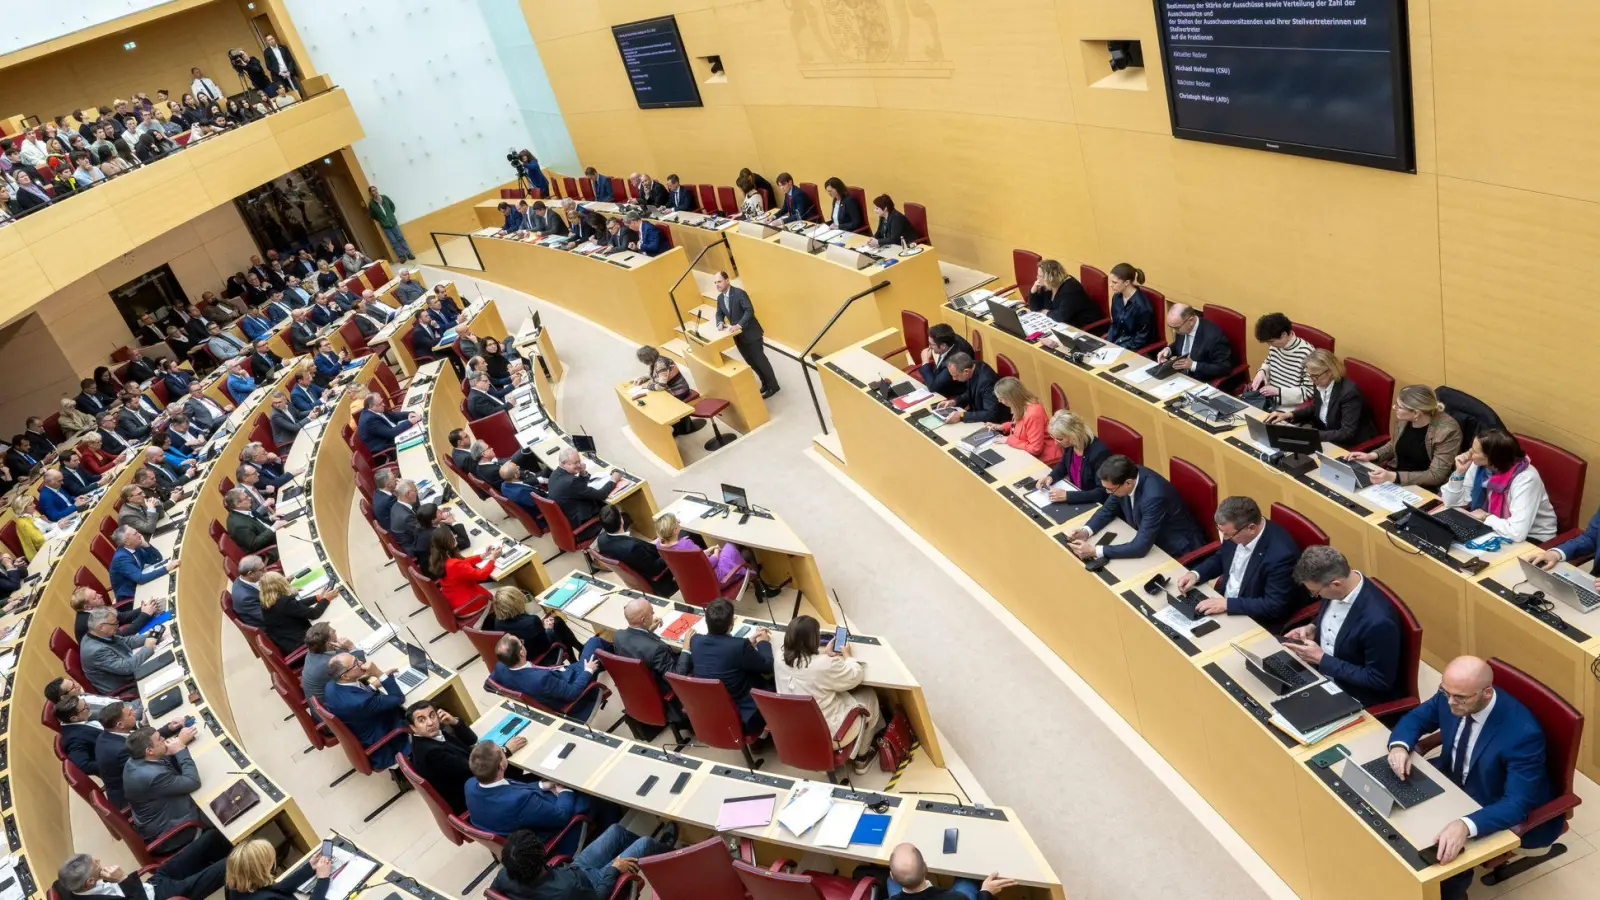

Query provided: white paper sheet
[815,800,866,848]
[777,784,834,837]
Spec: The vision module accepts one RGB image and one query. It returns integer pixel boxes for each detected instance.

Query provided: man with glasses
[1175,496,1309,633]
[1281,545,1404,707]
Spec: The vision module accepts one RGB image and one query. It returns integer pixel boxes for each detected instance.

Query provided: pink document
[716,794,777,831]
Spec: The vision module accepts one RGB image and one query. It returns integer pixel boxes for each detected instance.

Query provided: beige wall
[521,0,1600,515]
[0,1,259,122]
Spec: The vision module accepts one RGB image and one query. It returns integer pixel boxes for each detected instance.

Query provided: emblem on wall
[787,0,951,78]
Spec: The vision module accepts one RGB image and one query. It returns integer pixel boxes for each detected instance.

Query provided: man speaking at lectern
[712,271,780,399]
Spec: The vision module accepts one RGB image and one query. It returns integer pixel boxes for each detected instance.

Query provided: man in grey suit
[80,608,158,696]
[612,596,691,689]
[229,555,267,628]
[392,270,425,305]
[123,724,227,858]
[116,485,164,538]
[712,271,779,397]
[301,623,365,710]
[115,401,158,442]
[182,383,229,433]
[269,391,304,449]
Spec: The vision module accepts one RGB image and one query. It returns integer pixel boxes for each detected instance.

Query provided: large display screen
[1151,0,1415,171]
[612,16,703,110]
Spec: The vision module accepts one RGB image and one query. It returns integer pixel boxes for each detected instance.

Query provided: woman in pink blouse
[986,377,1062,465]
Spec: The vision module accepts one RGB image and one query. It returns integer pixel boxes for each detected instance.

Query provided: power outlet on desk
[711,764,793,789]
[913,800,1007,821]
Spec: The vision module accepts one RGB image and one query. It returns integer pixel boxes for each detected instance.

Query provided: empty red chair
[49,628,76,665]
[334,260,348,277]
[995,354,1019,381]
[750,689,866,783]
[148,379,171,407]
[610,177,627,201]
[341,276,365,295]
[845,186,869,234]
[697,183,717,212]
[372,362,405,407]
[716,185,738,215]
[90,534,116,569]
[1518,434,1587,544]
[1342,358,1394,453]
[797,182,823,222]
[1167,457,1220,565]
[561,176,580,200]
[339,319,373,359]
[41,412,65,442]
[0,521,20,557]
[1007,249,1041,297]
[667,672,764,769]
[1292,322,1335,353]
[363,261,389,289]
[493,492,548,539]
[1199,304,1250,389]
[659,543,751,608]
[1364,578,1422,720]
[1080,263,1109,312]
[1270,502,1330,552]
[468,410,522,459]
[1096,417,1143,466]
[903,201,930,245]
[969,329,983,362]
[595,649,686,743]
[398,755,467,846]
[637,836,749,900]
[589,548,656,595]
[1050,383,1069,414]
[221,589,262,660]
[581,178,596,201]
[74,567,109,598]
[733,859,877,900]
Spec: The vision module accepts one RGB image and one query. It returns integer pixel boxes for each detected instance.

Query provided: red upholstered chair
[659,544,751,608]
[90,534,116,569]
[1006,249,1041,297]
[1342,358,1394,453]
[655,223,675,250]
[0,521,20,557]
[697,183,717,212]
[969,329,982,362]
[1096,417,1143,466]
[1292,322,1335,353]
[561,176,580,200]
[42,412,65,442]
[149,379,171,407]
[463,625,564,668]
[750,689,866,783]
[339,319,372,359]
[1364,578,1422,721]
[341,276,365,296]
[595,649,686,744]
[1517,434,1587,545]
[797,182,823,222]
[452,811,592,891]
[492,492,549,539]
[691,397,739,452]
[732,859,877,900]
[581,178,596,201]
[363,261,389,289]
[97,516,118,541]
[846,186,870,233]
[406,561,486,633]
[74,567,110,599]
[1167,457,1221,566]
[1271,502,1330,552]
[1199,304,1250,389]
[92,792,203,866]
[311,696,411,777]
[667,672,764,769]
[611,177,628,202]
[716,185,738,215]
[373,362,405,407]
[1050,383,1069,414]
[589,548,656,594]
[220,589,262,660]
[271,671,335,750]
[1137,285,1169,358]
[531,493,598,564]
[995,354,1019,380]
[637,836,751,900]
[247,415,277,456]
[903,201,930,245]
[49,627,76,665]
[1080,263,1110,319]
[398,755,466,846]
[334,260,348,277]
[42,700,62,734]
[468,410,522,459]
[882,310,928,378]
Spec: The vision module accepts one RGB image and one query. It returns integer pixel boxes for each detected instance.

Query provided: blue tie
[1452,715,1475,785]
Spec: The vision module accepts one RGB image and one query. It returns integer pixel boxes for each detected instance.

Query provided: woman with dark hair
[823,177,864,234]
[479,336,526,390]
[91,367,120,406]
[737,175,765,218]
[1440,429,1559,543]
[866,194,914,248]
[772,615,883,773]
[1103,262,1156,352]
[430,526,501,617]
[516,149,549,196]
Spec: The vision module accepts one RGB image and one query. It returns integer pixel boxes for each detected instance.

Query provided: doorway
[109,263,187,334]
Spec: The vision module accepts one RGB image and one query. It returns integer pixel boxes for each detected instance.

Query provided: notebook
[658,613,702,641]
[716,794,776,831]
[850,813,892,846]
[544,579,589,609]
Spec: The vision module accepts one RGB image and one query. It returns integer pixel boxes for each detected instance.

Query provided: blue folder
[851,813,891,846]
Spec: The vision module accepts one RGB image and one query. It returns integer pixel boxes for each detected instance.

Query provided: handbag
[876,708,916,773]
[1238,390,1278,412]
[208,779,261,825]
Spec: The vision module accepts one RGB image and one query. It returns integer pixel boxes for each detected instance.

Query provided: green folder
[544,579,589,609]
[290,565,329,591]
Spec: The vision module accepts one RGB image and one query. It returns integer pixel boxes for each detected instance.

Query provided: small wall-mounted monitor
[1150,0,1415,172]
[612,16,703,110]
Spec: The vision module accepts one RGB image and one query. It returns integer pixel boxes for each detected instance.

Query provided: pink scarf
[1481,458,1528,519]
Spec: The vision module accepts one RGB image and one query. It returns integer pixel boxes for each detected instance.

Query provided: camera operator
[512,149,550,197]
[229,49,272,96]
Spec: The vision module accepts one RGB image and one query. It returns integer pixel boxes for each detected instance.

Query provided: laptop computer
[1231,642,1321,694]
[1396,502,1492,547]
[988,302,1030,340]
[1315,452,1374,491]
[1243,416,1274,450]
[395,644,430,693]
[1517,558,1600,614]
[958,428,1000,451]
[1339,755,1446,816]
[1265,423,1321,456]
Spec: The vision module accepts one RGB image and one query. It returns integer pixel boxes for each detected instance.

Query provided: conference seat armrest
[1538,531,1584,556]
[546,813,592,855]
[1349,434,1389,454]
[1177,541,1222,568]
[1415,732,1443,755]
[1365,697,1420,720]
[560,682,612,717]
[768,857,797,873]
[832,705,869,745]
[147,818,205,854]
[363,726,410,756]
[572,516,600,535]
[285,646,308,667]
[736,838,758,863]
[1082,317,1111,337]
[609,873,643,900]
[846,876,878,900]
[1137,340,1167,359]
[1511,794,1582,836]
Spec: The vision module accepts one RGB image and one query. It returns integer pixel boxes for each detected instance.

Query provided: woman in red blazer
[988,377,1062,465]
[428,527,503,617]
[78,433,122,476]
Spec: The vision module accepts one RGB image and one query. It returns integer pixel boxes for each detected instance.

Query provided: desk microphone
[830,589,854,636]
[671,489,710,501]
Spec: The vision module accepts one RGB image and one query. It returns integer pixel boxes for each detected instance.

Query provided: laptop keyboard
[396,669,426,690]
[1360,759,1434,808]
[1435,508,1490,543]
[1263,652,1319,689]
[1566,578,1600,611]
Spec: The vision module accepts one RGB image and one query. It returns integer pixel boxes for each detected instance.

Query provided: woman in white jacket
[1440,428,1558,543]
[771,615,883,774]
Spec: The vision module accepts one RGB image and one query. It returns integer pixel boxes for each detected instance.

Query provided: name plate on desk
[997,486,1056,530]
[946,448,997,484]
[913,800,1007,821]
[1096,370,1160,405]
[559,722,623,748]
[504,703,557,727]
[249,771,285,802]
[710,764,793,789]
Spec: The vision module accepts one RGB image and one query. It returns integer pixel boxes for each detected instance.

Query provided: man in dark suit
[411,316,444,366]
[526,201,565,235]
[665,174,697,212]
[55,695,102,776]
[595,506,676,596]
[1529,502,1600,589]
[1156,304,1235,382]
[547,449,619,542]
[371,469,397,534]
[688,599,773,734]
[121,349,157,386]
[1387,656,1558,900]
[60,451,102,498]
[290,380,324,414]
[1282,545,1404,707]
[312,340,346,388]
[357,393,419,457]
[492,634,607,720]
[712,271,779,397]
[308,295,339,328]
[388,480,437,557]
[261,292,295,324]
[262,34,301,95]
[136,313,168,347]
[180,383,229,435]
[773,172,814,222]
[498,464,547,528]
[94,702,137,808]
[224,489,279,564]
[282,277,314,307]
[497,200,528,233]
[621,212,667,257]
[159,362,194,401]
[637,174,671,208]
[287,309,319,356]
[465,742,592,850]
[248,340,282,382]
[179,306,211,344]
[405,701,521,815]
[1176,496,1310,633]
[115,400,157,442]
[613,595,691,687]
[351,299,387,339]
[330,286,362,312]
[1067,455,1208,562]
[74,379,112,418]
[448,429,475,473]
[466,373,510,420]
[322,654,410,777]
[933,352,1003,424]
[269,392,304,449]
[97,414,135,457]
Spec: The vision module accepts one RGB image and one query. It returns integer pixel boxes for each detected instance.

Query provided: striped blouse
[1261,335,1314,405]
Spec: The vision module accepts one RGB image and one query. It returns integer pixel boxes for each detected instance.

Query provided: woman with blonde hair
[1264,348,1376,448]
[224,837,330,900]
[1034,409,1113,504]
[1026,259,1098,328]
[480,585,582,661]
[655,512,777,599]
[985,377,1060,465]
[772,615,884,774]
[9,494,47,560]
[1347,384,1462,487]
[257,571,332,656]
[57,396,96,436]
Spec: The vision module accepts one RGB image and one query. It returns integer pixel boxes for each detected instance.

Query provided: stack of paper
[563,587,612,619]
[1153,605,1205,636]
[657,613,702,641]
[1025,479,1071,509]
[777,784,834,837]
[716,794,776,832]
[1270,711,1361,746]
[141,664,186,694]
[357,623,396,654]
[815,800,866,848]
[292,565,331,596]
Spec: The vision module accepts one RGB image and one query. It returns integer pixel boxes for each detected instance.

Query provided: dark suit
[1084,466,1207,561]
[464,778,586,843]
[613,626,691,687]
[248,350,281,382]
[715,286,778,392]
[261,592,328,655]
[123,358,157,385]
[288,320,318,355]
[357,409,410,455]
[596,530,677,596]
[466,389,509,421]
[371,491,396,534]
[1288,378,1377,449]
[406,720,479,814]
[263,43,301,94]
[952,361,1005,424]
[1554,505,1600,573]
[270,407,303,448]
[61,721,101,776]
[493,660,599,719]
[162,370,194,398]
[546,468,610,539]
[568,215,600,242]
[1309,577,1404,707]
[95,729,133,807]
[639,181,670,208]
[388,501,436,558]
[1105,288,1156,352]
[777,185,815,222]
[5,447,41,477]
[116,406,156,441]
[1187,520,1309,633]
[226,508,277,558]
[830,194,865,233]
[874,208,915,246]
[688,632,773,727]
[1028,279,1100,329]
[74,390,111,417]
[668,185,697,211]
[323,675,409,769]
[634,221,667,257]
[124,750,204,846]
[1166,317,1235,382]
[917,337,976,398]
[1046,437,1113,503]
[312,350,342,387]
[183,396,227,432]
[529,210,565,234]
[61,464,97,498]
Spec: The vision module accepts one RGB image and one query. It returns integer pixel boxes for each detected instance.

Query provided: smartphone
[320,838,334,859]
[942,827,959,854]
[183,715,196,728]
[636,775,659,796]
[831,625,849,653]
[670,772,690,794]
[1096,533,1116,547]
[557,742,575,759]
